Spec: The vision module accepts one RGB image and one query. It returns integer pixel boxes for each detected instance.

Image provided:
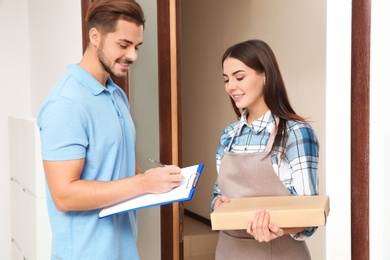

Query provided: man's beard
[97,47,132,79]
[99,58,123,79]
[98,56,131,79]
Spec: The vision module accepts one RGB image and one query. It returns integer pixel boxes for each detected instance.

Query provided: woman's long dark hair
[222,39,306,149]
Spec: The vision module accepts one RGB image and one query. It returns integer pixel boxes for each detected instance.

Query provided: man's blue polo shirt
[37,64,139,260]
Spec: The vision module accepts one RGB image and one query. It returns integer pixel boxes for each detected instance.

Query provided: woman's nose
[226,81,236,91]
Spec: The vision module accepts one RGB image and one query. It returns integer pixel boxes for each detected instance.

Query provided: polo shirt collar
[67,64,118,95]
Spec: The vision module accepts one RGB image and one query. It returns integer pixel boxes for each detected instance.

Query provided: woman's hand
[213,195,230,210]
[246,209,284,242]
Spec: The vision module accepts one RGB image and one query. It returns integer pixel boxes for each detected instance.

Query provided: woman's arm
[284,123,320,239]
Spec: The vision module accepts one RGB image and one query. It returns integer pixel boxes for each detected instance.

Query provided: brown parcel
[210,195,330,230]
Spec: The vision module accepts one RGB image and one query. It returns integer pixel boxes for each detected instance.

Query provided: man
[37,1,182,259]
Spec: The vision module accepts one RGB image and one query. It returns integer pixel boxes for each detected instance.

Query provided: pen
[149,158,165,167]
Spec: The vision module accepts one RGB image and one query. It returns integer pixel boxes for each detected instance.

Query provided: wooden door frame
[157,1,183,259]
[351,0,370,259]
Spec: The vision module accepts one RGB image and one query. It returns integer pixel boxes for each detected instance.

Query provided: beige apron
[215,126,310,260]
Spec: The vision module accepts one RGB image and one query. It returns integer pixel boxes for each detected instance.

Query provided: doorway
[160,0,369,259]
[179,1,327,259]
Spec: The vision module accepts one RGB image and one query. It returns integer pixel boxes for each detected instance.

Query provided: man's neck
[79,47,109,87]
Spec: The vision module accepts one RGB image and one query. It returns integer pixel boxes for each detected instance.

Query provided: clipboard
[99,164,204,218]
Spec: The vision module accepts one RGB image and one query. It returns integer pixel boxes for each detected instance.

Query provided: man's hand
[142,165,182,193]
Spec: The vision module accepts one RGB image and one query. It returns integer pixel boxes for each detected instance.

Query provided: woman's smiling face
[223,57,267,117]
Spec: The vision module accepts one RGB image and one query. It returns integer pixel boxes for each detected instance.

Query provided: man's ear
[89,28,100,47]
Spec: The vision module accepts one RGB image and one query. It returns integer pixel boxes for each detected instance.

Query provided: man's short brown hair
[85,0,145,39]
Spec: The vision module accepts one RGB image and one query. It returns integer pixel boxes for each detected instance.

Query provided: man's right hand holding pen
[139,160,182,194]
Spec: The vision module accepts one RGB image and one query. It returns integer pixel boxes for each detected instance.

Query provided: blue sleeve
[37,97,88,161]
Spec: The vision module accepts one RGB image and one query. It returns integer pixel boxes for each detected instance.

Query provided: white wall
[325,1,352,259]
[0,1,30,258]
[1,0,82,259]
[0,0,160,259]
[130,1,161,259]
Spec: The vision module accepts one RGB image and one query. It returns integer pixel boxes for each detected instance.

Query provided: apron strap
[226,125,240,151]
[265,117,279,153]
[226,117,279,153]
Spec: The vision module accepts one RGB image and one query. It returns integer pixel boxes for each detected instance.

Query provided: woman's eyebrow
[222,70,245,77]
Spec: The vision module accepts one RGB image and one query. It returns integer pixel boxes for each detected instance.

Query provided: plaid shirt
[213,109,319,239]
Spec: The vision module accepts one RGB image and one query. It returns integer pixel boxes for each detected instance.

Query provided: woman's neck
[246,106,269,125]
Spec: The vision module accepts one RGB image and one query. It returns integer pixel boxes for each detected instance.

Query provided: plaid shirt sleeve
[282,122,319,240]
[283,122,319,196]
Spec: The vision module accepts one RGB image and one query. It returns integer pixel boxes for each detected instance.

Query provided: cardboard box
[210,195,329,230]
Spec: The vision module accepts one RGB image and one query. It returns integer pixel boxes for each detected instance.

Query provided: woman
[212,39,319,259]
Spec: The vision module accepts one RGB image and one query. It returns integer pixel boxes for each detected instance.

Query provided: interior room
[179,1,325,259]
[1,0,389,260]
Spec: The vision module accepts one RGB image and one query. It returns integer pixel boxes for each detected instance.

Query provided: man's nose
[126,47,138,61]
